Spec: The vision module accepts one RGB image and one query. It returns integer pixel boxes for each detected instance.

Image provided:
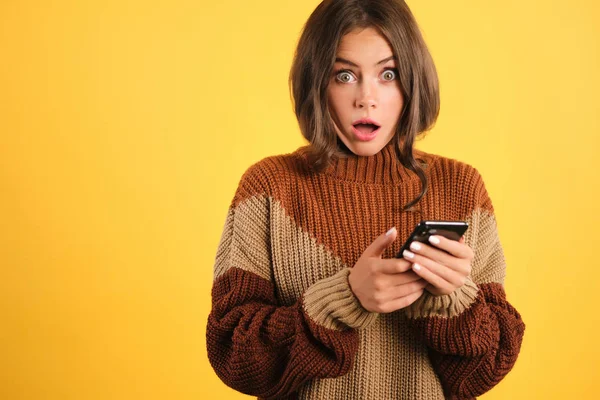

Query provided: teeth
[354,123,379,128]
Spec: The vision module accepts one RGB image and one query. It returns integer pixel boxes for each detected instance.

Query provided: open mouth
[352,122,380,135]
[351,119,381,141]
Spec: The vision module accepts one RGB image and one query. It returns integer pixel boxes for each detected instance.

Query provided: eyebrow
[334,55,396,68]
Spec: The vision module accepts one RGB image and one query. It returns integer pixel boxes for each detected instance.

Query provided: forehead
[336,27,395,62]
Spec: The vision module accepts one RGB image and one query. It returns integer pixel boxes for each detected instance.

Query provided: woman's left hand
[401,235,474,296]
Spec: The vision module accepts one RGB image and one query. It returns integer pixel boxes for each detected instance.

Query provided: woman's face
[327,27,404,156]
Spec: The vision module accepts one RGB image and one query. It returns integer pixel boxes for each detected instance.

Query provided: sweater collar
[299,139,429,185]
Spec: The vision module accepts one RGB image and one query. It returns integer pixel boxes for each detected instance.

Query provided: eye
[381,69,398,81]
[335,71,356,83]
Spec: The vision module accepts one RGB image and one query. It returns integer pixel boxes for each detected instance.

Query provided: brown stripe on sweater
[407,282,525,399]
[208,267,359,399]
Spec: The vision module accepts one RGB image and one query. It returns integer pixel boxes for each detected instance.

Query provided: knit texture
[206,140,525,400]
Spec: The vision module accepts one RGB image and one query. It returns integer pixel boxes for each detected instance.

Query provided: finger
[379,288,425,313]
[427,235,473,260]
[413,255,466,287]
[363,227,398,258]
[389,271,423,286]
[375,279,427,303]
[373,270,423,291]
[377,257,413,274]
[405,240,470,275]
[411,261,455,293]
[389,279,428,299]
[404,241,457,269]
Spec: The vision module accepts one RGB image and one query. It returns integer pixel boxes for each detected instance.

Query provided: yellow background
[1,0,598,398]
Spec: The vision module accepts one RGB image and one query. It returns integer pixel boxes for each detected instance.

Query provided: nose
[355,81,377,109]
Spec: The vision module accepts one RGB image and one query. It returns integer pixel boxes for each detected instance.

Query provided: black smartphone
[395,220,469,258]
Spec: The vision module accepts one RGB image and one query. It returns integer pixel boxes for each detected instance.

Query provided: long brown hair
[289,0,439,211]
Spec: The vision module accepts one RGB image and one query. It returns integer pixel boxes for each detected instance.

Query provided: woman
[206,1,525,399]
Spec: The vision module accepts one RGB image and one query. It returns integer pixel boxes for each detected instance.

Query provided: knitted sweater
[206,140,525,400]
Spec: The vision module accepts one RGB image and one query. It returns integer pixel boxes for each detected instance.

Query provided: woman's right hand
[348,227,427,313]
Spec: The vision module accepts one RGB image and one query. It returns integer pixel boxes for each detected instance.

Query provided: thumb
[363,227,397,258]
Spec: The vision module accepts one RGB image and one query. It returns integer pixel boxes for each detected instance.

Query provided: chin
[349,145,379,157]
[342,137,391,157]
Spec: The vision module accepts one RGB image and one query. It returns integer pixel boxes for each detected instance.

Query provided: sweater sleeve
[206,163,377,399]
[404,169,526,400]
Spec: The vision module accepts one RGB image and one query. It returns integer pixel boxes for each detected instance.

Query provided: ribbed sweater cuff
[405,276,479,319]
[302,268,379,331]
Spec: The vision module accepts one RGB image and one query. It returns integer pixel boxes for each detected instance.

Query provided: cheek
[327,87,351,117]
[381,88,404,113]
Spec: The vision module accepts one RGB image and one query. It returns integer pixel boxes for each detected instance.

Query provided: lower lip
[351,125,380,142]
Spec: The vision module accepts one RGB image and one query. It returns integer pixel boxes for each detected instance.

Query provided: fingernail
[386,227,396,236]
[429,236,440,245]
[403,250,414,259]
[412,263,421,271]
[410,242,421,251]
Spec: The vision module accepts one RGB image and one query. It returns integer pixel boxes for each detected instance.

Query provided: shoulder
[418,149,493,212]
[232,147,310,207]
[239,147,310,186]
[417,149,480,181]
